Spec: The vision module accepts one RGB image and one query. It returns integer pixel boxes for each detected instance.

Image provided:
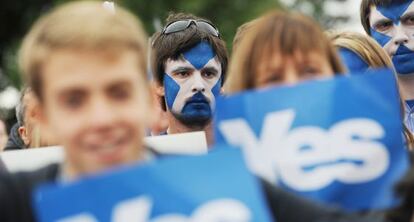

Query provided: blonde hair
[328,31,393,69]
[19,1,148,100]
[225,10,345,94]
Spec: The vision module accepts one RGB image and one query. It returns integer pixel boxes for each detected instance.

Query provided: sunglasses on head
[162,19,220,38]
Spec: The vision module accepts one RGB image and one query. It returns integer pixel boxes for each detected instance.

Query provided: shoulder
[4,123,24,151]
[259,178,384,222]
[0,164,59,222]
[0,163,59,195]
[7,163,59,188]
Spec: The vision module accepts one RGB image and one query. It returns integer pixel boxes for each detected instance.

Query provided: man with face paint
[361,0,414,132]
[151,13,228,146]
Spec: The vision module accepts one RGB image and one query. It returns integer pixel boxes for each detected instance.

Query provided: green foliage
[3,42,21,90]
[119,0,283,52]
[1,0,335,89]
[282,0,332,27]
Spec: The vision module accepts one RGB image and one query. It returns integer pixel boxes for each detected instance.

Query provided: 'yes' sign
[214,69,409,210]
[34,149,272,222]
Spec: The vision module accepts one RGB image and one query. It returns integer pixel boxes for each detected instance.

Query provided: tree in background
[1,0,342,89]
[0,1,54,90]
[283,0,350,28]
[120,0,283,52]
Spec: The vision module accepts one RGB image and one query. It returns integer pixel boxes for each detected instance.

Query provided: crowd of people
[0,0,414,221]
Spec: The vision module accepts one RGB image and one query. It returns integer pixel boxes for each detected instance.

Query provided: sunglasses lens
[163,20,220,38]
[164,20,191,34]
[197,21,220,37]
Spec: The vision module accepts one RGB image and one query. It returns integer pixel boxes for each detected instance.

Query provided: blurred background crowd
[0,0,361,129]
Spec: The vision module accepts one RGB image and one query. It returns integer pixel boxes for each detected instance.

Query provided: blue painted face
[163,42,222,126]
[339,48,370,74]
[369,0,414,74]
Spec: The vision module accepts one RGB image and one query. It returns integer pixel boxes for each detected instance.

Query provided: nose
[393,25,409,46]
[283,68,300,85]
[88,96,116,130]
[191,73,206,93]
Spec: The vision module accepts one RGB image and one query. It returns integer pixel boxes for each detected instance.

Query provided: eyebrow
[57,88,87,101]
[401,11,414,20]
[106,80,133,91]
[202,66,219,74]
[372,18,392,26]
[171,66,194,73]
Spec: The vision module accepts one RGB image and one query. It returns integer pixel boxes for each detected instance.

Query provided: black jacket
[4,123,25,151]
[0,164,58,222]
[261,179,384,222]
[0,157,6,173]
[0,163,385,222]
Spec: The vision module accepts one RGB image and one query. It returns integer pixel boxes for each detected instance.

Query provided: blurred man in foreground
[0,1,154,221]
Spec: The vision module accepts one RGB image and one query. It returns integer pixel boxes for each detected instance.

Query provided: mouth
[185,92,211,104]
[186,99,209,105]
[391,45,414,57]
[392,53,414,65]
[85,134,130,163]
[393,51,414,56]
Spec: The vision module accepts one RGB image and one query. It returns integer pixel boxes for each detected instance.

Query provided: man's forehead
[181,41,216,70]
[373,0,414,23]
[165,56,221,72]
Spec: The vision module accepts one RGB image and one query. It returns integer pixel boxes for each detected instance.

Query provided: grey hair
[15,87,30,126]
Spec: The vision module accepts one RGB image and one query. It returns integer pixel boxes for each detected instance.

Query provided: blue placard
[34,148,273,222]
[214,69,409,210]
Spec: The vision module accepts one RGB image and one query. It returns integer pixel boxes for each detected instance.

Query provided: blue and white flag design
[33,148,273,222]
[214,69,409,210]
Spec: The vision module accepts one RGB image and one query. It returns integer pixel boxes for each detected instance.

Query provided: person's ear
[154,81,165,97]
[18,126,30,147]
[149,82,169,135]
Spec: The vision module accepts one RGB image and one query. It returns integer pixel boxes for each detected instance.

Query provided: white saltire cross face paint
[369,0,414,74]
[163,42,222,124]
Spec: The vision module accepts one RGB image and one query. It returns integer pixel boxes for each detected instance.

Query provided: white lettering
[218,110,389,191]
[57,213,97,222]
[57,198,251,222]
[112,196,152,222]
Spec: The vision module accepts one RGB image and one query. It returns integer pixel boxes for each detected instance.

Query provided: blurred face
[254,51,334,89]
[369,0,414,74]
[40,48,151,178]
[162,42,222,127]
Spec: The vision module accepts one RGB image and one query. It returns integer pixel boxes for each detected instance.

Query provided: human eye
[301,66,320,79]
[173,68,192,78]
[402,13,414,26]
[108,83,131,101]
[61,90,86,110]
[258,73,283,87]
[373,20,393,32]
[202,69,218,79]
